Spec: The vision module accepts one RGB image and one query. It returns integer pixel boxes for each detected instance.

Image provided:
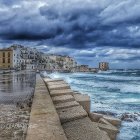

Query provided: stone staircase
[44,77,111,140]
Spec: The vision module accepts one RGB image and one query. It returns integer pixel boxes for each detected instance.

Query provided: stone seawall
[26,75,67,140]
[26,75,121,140]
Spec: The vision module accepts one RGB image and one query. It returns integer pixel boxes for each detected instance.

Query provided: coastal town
[0,44,109,72]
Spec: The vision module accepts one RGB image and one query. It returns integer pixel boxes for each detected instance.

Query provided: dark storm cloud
[0,0,140,49]
[0,0,140,68]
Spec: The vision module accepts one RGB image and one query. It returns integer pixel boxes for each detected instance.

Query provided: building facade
[99,62,109,71]
[0,48,13,69]
[0,44,78,71]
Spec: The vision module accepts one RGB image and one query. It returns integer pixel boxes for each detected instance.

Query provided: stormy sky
[0,0,140,69]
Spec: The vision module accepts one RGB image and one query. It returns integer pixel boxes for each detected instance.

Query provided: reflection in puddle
[0,71,36,104]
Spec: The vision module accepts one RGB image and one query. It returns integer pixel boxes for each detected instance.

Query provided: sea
[43,69,140,140]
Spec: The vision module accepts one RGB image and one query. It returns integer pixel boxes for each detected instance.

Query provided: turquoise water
[44,70,140,140]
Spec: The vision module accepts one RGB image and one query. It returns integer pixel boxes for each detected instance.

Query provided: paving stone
[57,106,88,124]
[50,89,73,97]
[62,117,110,140]
[48,84,70,91]
[52,95,75,104]
[55,101,80,110]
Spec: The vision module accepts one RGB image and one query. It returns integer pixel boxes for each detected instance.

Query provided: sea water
[43,70,140,140]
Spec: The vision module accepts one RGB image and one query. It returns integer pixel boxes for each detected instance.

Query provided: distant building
[99,62,109,71]
[0,48,13,69]
[72,65,89,72]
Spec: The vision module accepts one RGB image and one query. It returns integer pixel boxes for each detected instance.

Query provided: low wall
[26,75,67,140]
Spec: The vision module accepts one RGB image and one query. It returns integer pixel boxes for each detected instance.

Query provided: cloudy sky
[0,0,140,69]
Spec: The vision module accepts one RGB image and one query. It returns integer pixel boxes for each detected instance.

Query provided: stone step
[57,106,88,124]
[52,95,75,104]
[48,84,70,91]
[55,101,80,110]
[62,117,110,140]
[44,78,64,83]
[47,81,67,86]
[50,89,73,97]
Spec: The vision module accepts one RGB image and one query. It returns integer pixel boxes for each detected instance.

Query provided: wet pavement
[0,71,36,104]
[0,70,36,140]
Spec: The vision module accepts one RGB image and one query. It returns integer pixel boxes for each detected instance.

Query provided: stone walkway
[26,75,67,140]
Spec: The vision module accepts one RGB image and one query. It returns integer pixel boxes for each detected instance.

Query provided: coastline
[0,71,139,139]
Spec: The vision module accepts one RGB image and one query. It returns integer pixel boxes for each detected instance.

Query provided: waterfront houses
[0,44,109,72]
[42,54,77,72]
[0,45,78,71]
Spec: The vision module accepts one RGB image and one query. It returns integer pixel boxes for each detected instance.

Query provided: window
[8,58,10,63]
[8,52,10,57]
[3,52,5,57]
[3,58,5,63]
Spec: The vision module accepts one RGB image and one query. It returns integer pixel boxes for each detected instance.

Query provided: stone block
[93,122,119,140]
[52,95,75,104]
[50,89,73,97]
[55,101,80,110]
[99,118,112,125]
[89,112,103,122]
[103,116,121,127]
[74,94,90,113]
[57,106,88,124]
[63,117,110,140]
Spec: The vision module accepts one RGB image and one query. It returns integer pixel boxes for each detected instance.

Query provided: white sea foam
[47,72,140,94]
[120,98,140,103]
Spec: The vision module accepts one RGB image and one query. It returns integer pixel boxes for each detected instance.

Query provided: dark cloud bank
[0,0,140,68]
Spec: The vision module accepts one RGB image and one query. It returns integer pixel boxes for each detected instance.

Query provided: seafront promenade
[26,74,121,140]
